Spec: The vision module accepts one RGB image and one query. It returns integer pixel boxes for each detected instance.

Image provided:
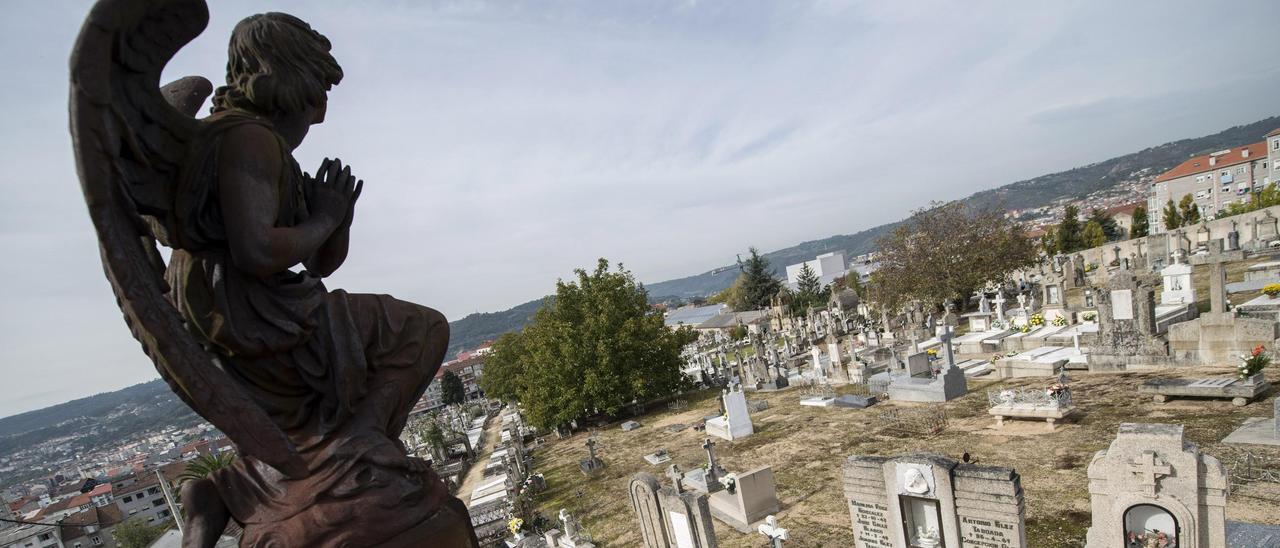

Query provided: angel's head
[212,12,343,125]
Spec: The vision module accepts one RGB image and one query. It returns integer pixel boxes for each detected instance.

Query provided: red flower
[1254,345,1266,357]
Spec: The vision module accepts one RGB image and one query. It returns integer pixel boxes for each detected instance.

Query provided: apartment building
[1148,132,1280,233]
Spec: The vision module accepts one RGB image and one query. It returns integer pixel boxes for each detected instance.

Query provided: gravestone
[889,330,967,403]
[623,420,642,432]
[1088,271,1171,371]
[1168,241,1279,365]
[1222,397,1280,447]
[706,466,780,533]
[580,438,605,476]
[1160,259,1195,306]
[1085,423,1227,548]
[705,385,754,441]
[628,468,719,548]
[843,453,1026,548]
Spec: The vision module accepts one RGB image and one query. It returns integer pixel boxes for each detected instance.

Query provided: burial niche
[1123,504,1179,546]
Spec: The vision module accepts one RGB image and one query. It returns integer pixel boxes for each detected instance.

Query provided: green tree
[1056,204,1083,253]
[735,247,782,310]
[1130,205,1149,238]
[479,259,698,430]
[1162,199,1182,231]
[441,370,466,405]
[707,274,744,306]
[1087,208,1121,241]
[113,517,170,548]
[789,262,827,315]
[1081,220,1107,249]
[478,331,524,402]
[1179,194,1201,225]
[423,421,446,461]
[871,201,1038,312]
[1039,229,1059,256]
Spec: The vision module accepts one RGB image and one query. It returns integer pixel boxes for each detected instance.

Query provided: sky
[2,0,1279,418]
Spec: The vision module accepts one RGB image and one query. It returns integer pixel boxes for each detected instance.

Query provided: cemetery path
[456,412,502,505]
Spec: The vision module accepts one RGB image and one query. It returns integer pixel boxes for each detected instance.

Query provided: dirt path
[456,412,504,505]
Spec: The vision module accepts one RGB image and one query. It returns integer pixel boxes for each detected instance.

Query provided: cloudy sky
[2,0,1278,418]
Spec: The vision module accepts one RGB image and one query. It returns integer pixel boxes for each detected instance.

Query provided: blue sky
[2,0,1279,417]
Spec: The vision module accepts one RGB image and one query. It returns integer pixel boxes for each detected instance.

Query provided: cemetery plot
[524,368,1280,547]
[1140,374,1270,406]
[987,386,1077,431]
[876,406,949,438]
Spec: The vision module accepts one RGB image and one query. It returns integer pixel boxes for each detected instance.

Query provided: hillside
[445,115,1280,347]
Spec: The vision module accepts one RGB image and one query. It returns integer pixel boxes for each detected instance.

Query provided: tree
[1039,229,1059,256]
[1056,204,1083,253]
[1087,208,1121,241]
[114,517,170,548]
[1130,205,1149,238]
[423,421,446,462]
[441,370,466,405]
[870,201,1038,313]
[1162,199,1182,231]
[1081,220,1107,249]
[735,247,782,310]
[176,452,235,486]
[707,274,744,306]
[1178,194,1201,225]
[789,262,826,315]
[478,259,698,430]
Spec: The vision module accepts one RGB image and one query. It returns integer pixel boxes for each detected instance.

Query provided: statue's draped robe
[164,111,470,546]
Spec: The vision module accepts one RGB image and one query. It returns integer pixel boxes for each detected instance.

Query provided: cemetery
[515,366,1279,546]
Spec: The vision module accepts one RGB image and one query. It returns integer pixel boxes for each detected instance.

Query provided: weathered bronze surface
[69,1,478,545]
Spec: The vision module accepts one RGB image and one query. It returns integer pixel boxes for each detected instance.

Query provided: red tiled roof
[1102,202,1142,217]
[1154,142,1267,183]
[1266,127,1280,138]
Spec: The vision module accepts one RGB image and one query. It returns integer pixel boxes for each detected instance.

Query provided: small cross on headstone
[666,464,685,494]
[702,437,722,491]
[757,515,789,548]
[1128,450,1172,497]
[586,438,598,460]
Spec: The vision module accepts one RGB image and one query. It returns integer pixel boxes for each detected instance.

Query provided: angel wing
[69,0,304,478]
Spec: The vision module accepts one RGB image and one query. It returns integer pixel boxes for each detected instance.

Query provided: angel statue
[69,1,479,546]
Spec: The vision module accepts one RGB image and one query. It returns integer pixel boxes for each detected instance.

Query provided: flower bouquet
[1238,345,1271,380]
[1019,324,1031,333]
[1029,314,1045,327]
[1081,312,1097,322]
[1265,284,1280,298]
[1051,316,1067,327]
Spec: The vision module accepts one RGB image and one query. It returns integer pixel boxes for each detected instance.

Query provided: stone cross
[939,326,956,370]
[1202,241,1232,314]
[666,464,685,494]
[1128,450,1172,497]
[559,508,579,540]
[993,290,1007,323]
[586,438,598,461]
[702,438,722,491]
[757,515,789,548]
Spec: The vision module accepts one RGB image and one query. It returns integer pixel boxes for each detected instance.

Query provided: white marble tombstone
[1160,262,1195,306]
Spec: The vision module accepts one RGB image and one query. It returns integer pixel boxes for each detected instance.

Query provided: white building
[785,252,849,289]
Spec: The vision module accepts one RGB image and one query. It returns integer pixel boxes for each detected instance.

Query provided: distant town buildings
[785,252,849,289]
[1148,128,1280,233]
[416,343,492,412]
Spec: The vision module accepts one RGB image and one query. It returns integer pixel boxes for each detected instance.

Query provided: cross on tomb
[939,326,956,369]
[757,515,790,547]
[666,464,685,494]
[586,438,598,460]
[993,290,1007,323]
[702,438,723,492]
[1128,450,1172,497]
[1201,241,1233,314]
